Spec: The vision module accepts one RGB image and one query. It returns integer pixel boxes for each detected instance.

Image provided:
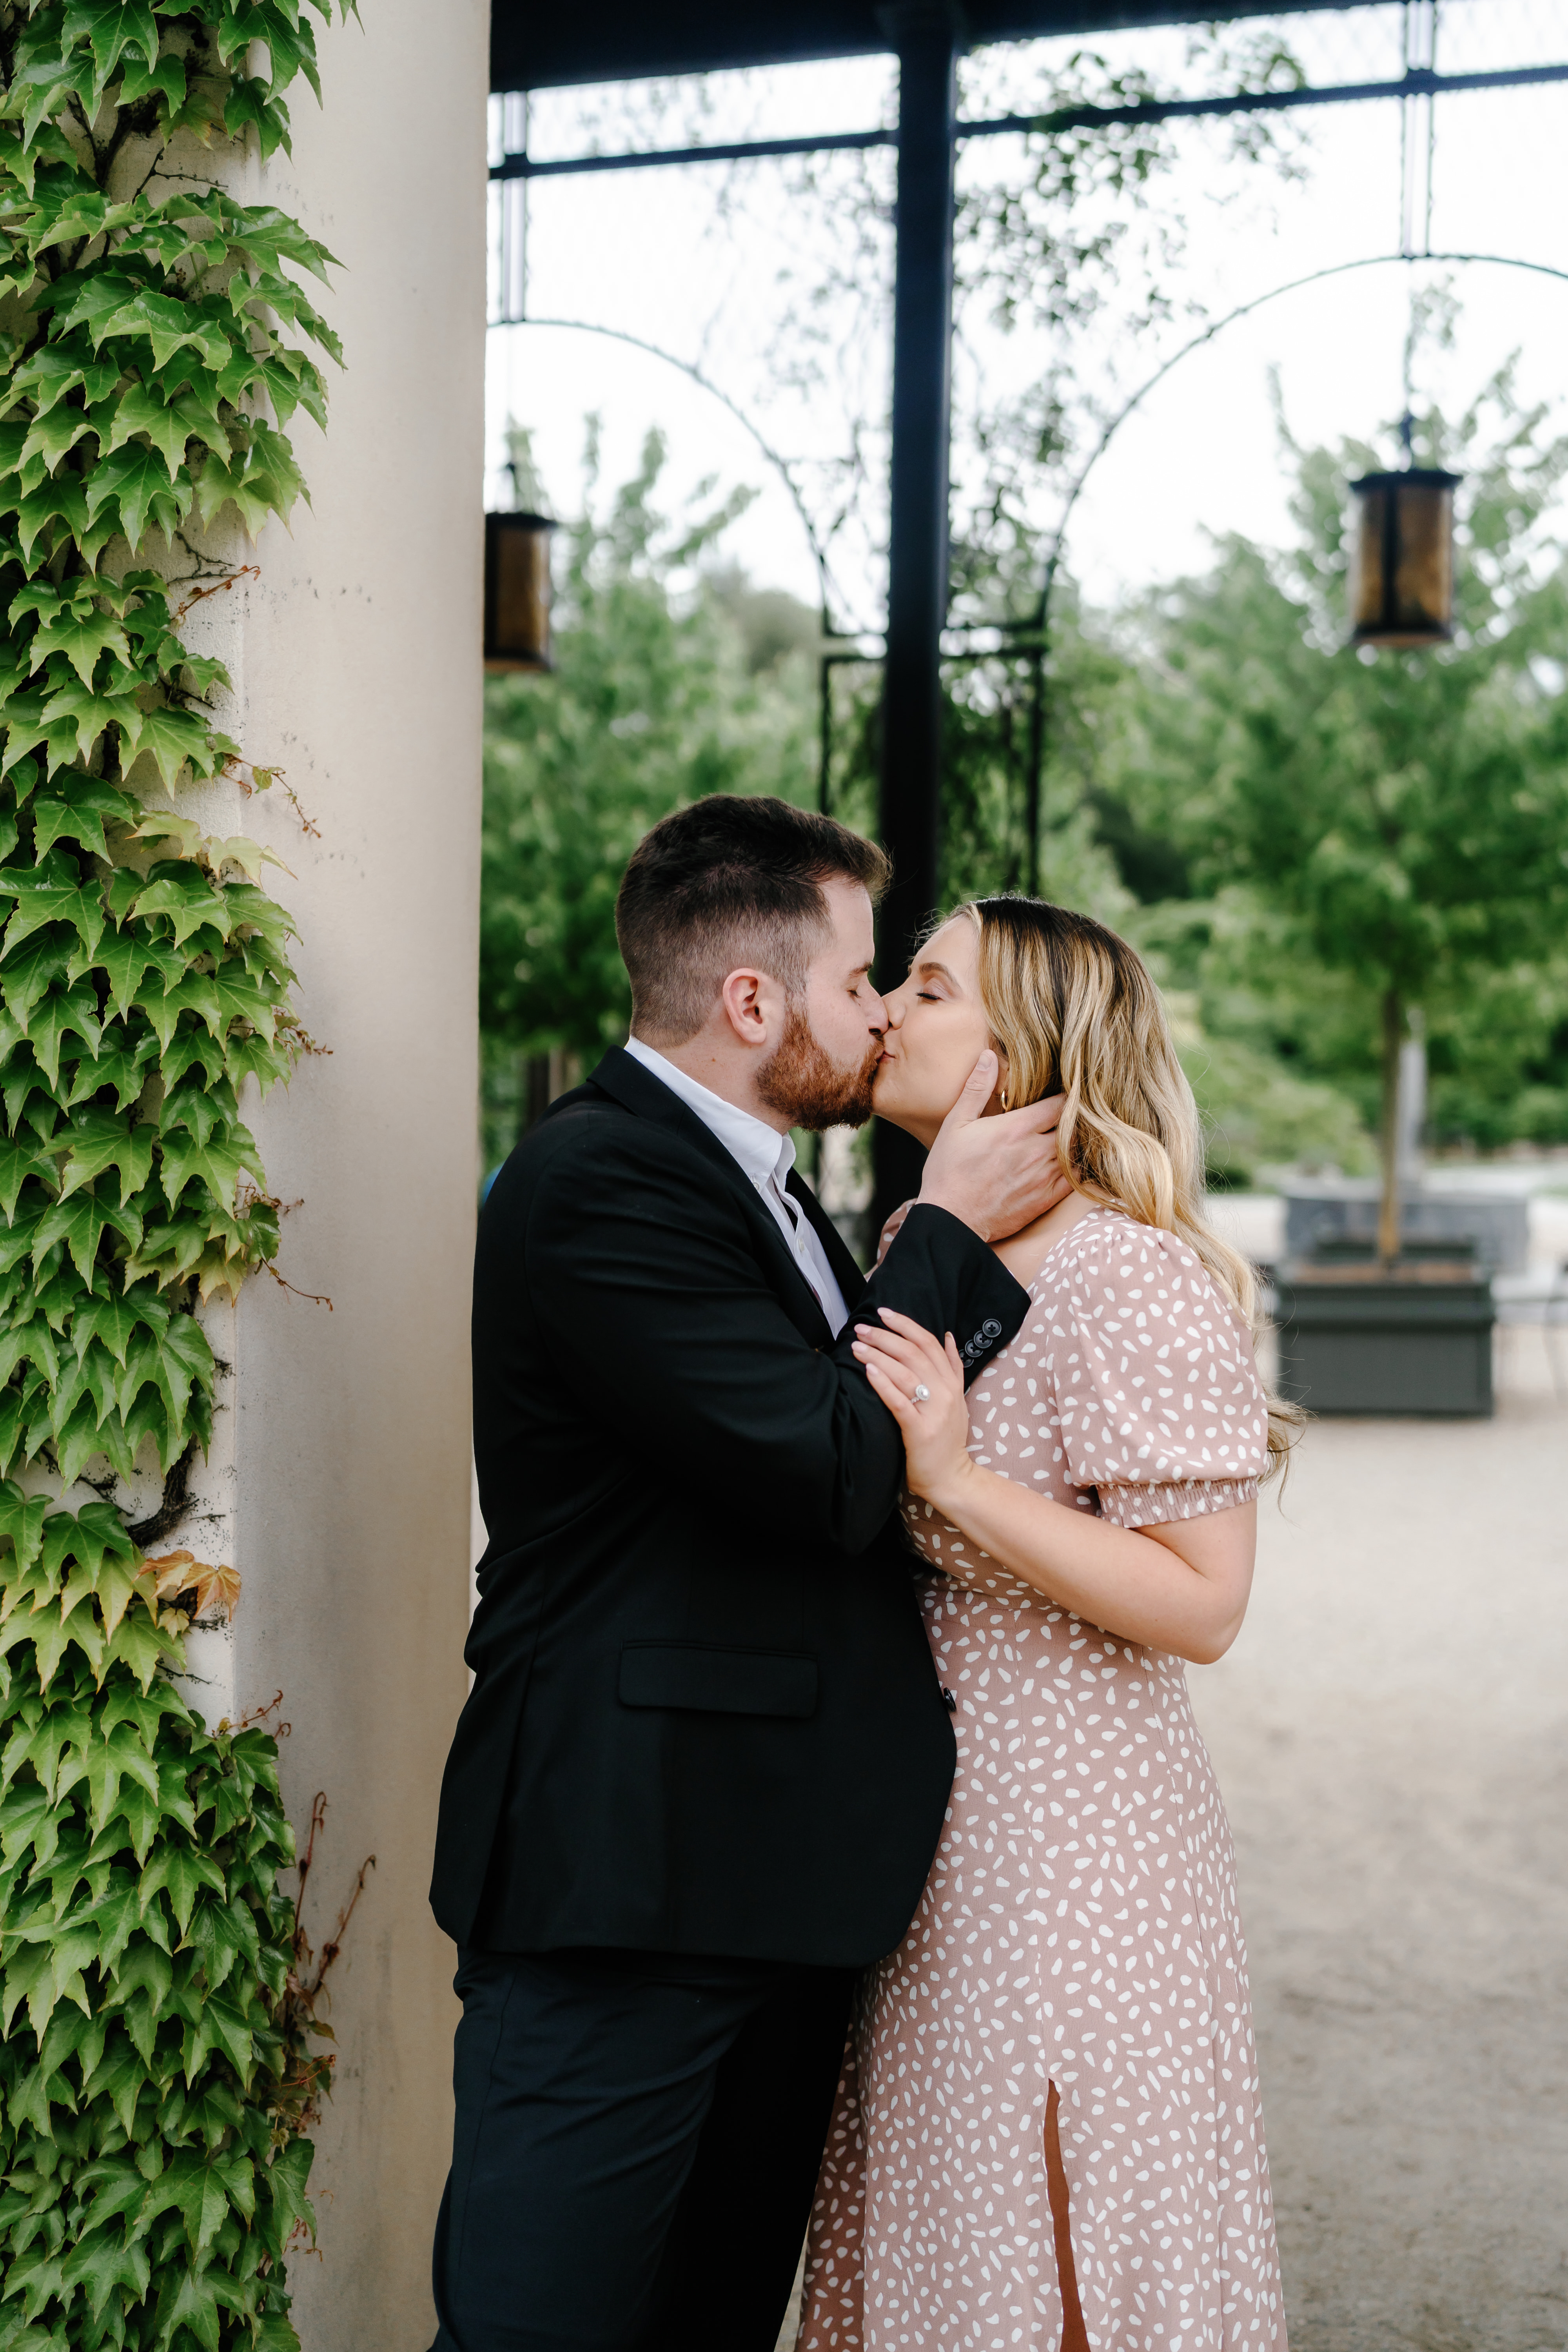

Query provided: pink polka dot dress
[797,1209,1287,2352]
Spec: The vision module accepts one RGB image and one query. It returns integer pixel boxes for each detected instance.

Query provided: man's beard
[756,1004,882,1132]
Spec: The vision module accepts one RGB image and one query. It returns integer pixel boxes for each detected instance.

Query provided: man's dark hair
[615,794,889,1045]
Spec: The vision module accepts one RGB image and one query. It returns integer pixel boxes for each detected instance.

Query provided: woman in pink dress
[798,897,1296,2352]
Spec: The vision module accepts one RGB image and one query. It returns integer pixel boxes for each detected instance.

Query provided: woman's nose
[883,986,906,1030]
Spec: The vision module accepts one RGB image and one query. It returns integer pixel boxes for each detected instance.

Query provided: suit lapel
[787,1168,869,1307]
[584,1049,837,1346]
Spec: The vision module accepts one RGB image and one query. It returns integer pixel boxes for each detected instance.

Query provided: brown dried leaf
[145,1549,242,1619]
[147,1548,197,1598]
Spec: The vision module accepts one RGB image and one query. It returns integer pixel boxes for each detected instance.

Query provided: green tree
[480,429,817,1164]
[1104,362,1568,1247]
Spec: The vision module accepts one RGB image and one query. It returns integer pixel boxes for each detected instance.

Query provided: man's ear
[719,967,778,1049]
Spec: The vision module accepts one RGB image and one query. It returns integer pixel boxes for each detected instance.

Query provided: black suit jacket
[430,1046,1029,1966]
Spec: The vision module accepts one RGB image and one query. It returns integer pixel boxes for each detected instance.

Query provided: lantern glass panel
[1348,470,1460,648]
[485,510,556,671]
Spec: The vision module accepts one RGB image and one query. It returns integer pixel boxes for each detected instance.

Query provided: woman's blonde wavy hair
[954,895,1301,1477]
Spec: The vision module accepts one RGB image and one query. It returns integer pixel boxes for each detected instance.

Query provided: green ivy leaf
[32,1254,94,1333]
[0,1370,49,1479]
[63,2217,153,2319]
[26,185,134,258]
[236,345,329,433]
[0,1209,45,1279]
[157,1121,264,1214]
[22,982,103,1089]
[102,378,192,481]
[31,775,130,866]
[56,1107,154,1203]
[85,436,196,553]
[258,2136,315,2261]
[186,1892,259,1995]
[243,273,343,368]
[104,1929,172,2016]
[67,1020,157,1112]
[69,1285,160,1373]
[1,934,72,1029]
[125,701,218,793]
[13,470,90,564]
[116,1310,212,1432]
[58,0,162,95]
[116,48,188,123]
[97,1773,160,1868]
[100,286,235,375]
[9,335,122,418]
[221,882,298,960]
[54,1388,112,1485]
[197,419,309,538]
[0,1315,61,1399]
[30,601,131,690]
[211,964,281,1042]
[156,637,232,699]
[94,928,157,1023]
[128,862,232,948]
[31,1185,140,1285]
[17,398,96,474]
[0,1479,47,1570]
[221,73,295,161]
[0,852,105,963]
[4,52,100,149]
[161,1020,230,1092]
[36,665,143,773]
[74,1335,122,1434]
[140,1840,225,1942]
[97,1602,181,1695]
[0,1137,59,1223]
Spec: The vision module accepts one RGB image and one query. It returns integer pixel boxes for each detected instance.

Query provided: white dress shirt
[624,1037,851,1336]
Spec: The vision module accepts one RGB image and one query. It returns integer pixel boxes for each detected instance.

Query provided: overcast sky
[486,2,1568,622]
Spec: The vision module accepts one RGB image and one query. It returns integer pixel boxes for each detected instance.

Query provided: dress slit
[1045,2081,1089,2352]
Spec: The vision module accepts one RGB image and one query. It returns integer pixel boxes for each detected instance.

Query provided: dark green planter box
[1272,1273,1496,1418]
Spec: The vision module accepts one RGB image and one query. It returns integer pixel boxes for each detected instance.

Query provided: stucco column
[167,8,487,2344]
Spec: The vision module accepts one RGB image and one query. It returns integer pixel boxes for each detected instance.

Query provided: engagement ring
[913,1384,931,1403]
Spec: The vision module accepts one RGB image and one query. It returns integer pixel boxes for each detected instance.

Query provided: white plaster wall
[198,8,488,2345]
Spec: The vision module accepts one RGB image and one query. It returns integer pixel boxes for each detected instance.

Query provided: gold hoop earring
[1000,1087,1011,1111]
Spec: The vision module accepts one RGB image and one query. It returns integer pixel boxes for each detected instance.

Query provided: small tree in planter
[1114,358,1568,1259]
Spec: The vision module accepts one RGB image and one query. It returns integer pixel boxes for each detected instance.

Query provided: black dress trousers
[427,1946,855,2352]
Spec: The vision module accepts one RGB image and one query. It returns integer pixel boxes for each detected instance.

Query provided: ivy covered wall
[0,5,486,2346]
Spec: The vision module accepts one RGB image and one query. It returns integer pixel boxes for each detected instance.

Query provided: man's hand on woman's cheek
[918,1049,1070,1242]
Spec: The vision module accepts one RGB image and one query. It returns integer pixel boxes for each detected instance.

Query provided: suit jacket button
[941,1686,957,1712]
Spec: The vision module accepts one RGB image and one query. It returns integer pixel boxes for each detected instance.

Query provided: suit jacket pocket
[618,1642,818,1719]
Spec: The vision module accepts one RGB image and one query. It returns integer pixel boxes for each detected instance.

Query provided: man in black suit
[428,796,1065,2352]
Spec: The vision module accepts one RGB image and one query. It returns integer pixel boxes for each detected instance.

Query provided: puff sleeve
[1040,1216,1270,1529]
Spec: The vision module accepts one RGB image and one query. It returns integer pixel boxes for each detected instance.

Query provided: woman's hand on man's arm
[851,1308,1256,1666]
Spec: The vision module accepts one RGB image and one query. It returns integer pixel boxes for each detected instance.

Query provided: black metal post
[871,3,961,1243]
[1023,645,1044,896]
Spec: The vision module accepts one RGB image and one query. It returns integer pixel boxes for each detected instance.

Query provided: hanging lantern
[1347,467,1461,648]
[484,509,557,671]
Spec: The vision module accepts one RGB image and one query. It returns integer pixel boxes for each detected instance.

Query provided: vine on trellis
[0,6,352,2348]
